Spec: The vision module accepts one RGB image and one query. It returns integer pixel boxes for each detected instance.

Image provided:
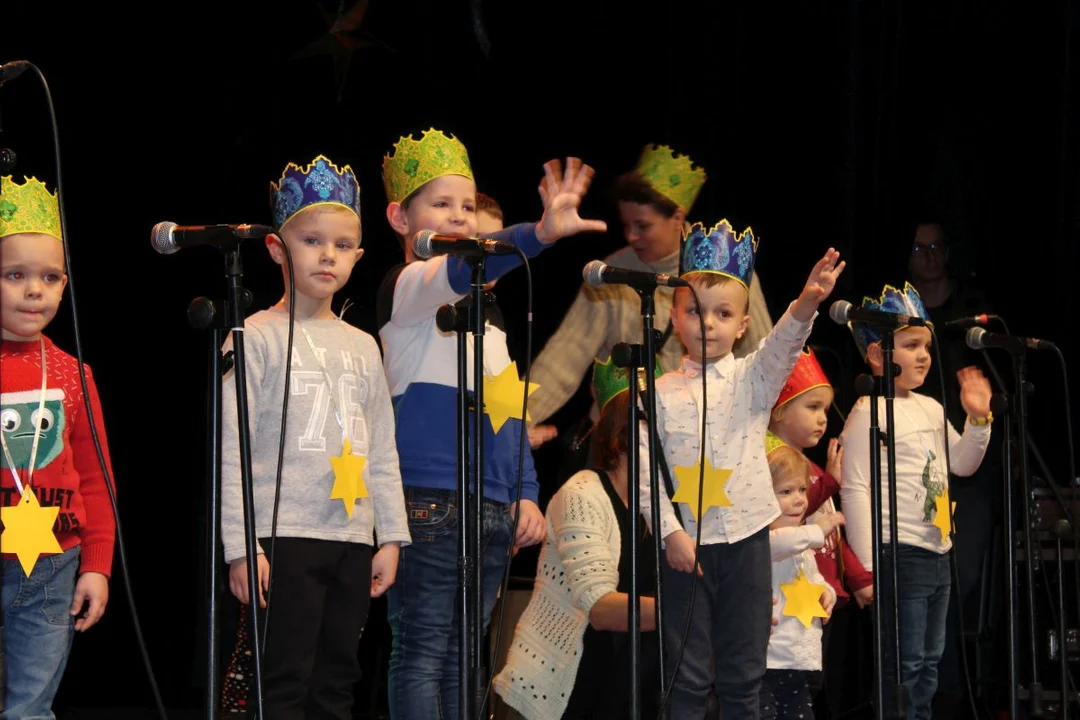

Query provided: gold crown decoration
[0,176,63,243]
[635,144,707,212]
[382,128,474,204]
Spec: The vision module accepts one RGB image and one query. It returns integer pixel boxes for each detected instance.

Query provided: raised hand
[826,438,844,484]
[793,248,846,322]
[535,157,608,244]
[958,365,992,420]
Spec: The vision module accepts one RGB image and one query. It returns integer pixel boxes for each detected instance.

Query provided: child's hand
[71,571,109,631]
[957,366,992,421]
[535,158,608,244]
[793,248,846,322]
[664,530,702,575]
[371,542,400,598]
[814,510,845,539]
[511,500,547,549]
[229,554,270,608]
[821,588,837,624]
[826,438,843,483]
[527,423,558,449]
[854,584,874,609]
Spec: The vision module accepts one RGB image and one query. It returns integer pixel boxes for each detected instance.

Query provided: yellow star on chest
[780,567,830,629]
[483,361,540,434]
[671,458,733,523]
[1,489,63,576]
[931,489,957,542]
[329,436,368,518]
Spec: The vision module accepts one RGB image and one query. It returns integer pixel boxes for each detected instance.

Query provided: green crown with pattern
[382,128,474,204]
[765,430,789,457]
[635,144,707,212]
[0,176,62,243]
[592,356,663,411]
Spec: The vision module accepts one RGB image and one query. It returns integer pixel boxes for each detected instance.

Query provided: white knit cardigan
[493,470,622,720]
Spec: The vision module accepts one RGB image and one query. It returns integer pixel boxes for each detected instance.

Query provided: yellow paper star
[1,489,62,576]
[780,568,830,628]
[931,490,957,542]
[329,436,368,518]
[483,361,540,434]
[671,458,733,522]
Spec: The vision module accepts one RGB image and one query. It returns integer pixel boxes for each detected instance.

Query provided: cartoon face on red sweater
[1,388,66,470]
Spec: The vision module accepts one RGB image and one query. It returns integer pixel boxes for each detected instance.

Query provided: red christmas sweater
[1,336,116,576]
[805,460,873,609]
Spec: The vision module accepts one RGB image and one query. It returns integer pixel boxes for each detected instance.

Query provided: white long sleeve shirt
[640,305,814,544]
[768,524,836,670]
[839,393,991,570]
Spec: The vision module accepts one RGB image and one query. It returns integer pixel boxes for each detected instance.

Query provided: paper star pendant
[671,459,733,522]
[329,436,368,518]
[484,362,540,434]
[780,568,830,628]
[1,489,62,576]
[931,490,956,542]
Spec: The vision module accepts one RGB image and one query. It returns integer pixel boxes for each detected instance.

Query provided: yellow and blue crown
[850,282,934,358]
[680,219,758,288]
[270,155,361,231]
[382,128,474,204]
[592,356,662,411]
[635,144,707,212]
[0,176,63,243]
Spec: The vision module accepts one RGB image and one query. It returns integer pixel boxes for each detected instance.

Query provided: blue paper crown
[270,155,362,230]
[680,219,759,288]
[850,282,934,358]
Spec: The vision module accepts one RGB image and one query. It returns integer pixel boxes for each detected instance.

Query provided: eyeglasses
[912,242,948,257]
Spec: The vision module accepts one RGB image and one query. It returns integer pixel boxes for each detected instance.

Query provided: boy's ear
[265,233,285,266]
[354,248,365,263]
[672,207,686,225]
[735,312,751,341]
[866,342,883,372]
[386,202,410,236]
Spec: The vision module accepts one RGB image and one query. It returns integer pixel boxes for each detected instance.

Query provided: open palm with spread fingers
[536,157,608,244]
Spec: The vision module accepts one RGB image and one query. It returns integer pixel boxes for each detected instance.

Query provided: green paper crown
[0,176,62,243]
[635,144,707,212]
[765,430,788,457]
[382,128,474,204]
[592,356,663,411]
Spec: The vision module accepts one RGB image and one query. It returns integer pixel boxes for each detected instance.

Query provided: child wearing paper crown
[762,441,842,719]
[638,218,845,718]
[0,175,117,717]
[219,155,410,718]
[493,357,662,720]
[838,282,992,720]
[376,128,607,719]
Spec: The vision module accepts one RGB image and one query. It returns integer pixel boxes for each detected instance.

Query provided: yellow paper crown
[382,128,474,204]
[0,176,63,243]
[635,144,707,212]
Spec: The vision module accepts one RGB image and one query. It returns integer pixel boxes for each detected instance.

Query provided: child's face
[476,209,503,236]
[0,233,68,341]
[771,472,810,529]
[395,174,478,246]
[617,201,683,264]
[870,326,932,393]
[270,207,362,302]
[671,278,750,363]
[771,386,833,450]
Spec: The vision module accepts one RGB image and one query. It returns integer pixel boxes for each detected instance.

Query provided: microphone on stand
[151,222,273,255]
[412,230,516,259]
[943,313,998,329]
[0,61,30,85]
[965,327,1056,352]
[582,260,688,289]
[828,300,929,328]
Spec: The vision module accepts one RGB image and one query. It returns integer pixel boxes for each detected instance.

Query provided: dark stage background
[3,0,1078,716]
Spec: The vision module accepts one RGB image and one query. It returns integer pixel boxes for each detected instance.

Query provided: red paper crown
[775,347,832,409]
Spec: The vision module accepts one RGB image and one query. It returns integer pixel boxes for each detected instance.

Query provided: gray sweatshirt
[221,307,410,562]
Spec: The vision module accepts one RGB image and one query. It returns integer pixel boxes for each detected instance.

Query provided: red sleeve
[71,368,117,577]
[806,467,840,516]
[841,538,873,591]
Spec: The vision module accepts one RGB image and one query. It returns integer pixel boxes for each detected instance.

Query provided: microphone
[0,61,30,85]
[0,148,15,174]
[944,313,998,328]
[412,230,516,259]
[151,221,272,255]
[582,260,689,289]
[965,327,1056,352]
[828,300,929,328]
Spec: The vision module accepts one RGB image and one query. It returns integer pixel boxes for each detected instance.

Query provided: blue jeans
[387,488,513,720]
[2,545,80,720]
[878,545,951,720]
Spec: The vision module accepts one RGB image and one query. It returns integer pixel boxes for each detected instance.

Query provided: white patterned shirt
[640,304,815,544]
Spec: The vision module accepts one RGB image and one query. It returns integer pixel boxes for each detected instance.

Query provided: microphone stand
[435,257,488,720]
[994,392,1022,720]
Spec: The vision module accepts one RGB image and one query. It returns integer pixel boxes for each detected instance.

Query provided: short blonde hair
[674,273,750,313]
[768,444,810,488]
